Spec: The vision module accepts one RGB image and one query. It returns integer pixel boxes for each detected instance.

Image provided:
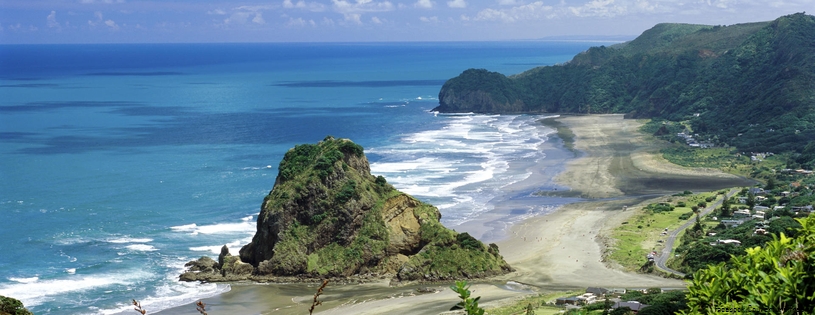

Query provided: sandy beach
[157,114,754,315]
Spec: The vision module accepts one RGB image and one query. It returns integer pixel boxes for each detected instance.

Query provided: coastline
[158,114,754,315]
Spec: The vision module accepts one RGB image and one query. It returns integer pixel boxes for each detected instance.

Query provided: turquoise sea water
[0,42,597,314]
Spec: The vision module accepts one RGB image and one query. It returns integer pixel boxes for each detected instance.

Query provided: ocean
[0,41,598,314]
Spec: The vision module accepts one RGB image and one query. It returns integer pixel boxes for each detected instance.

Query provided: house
[555,296,580,305]
[586,287,609,296]
[738,196,748,204]
[721,218,746,228]
[792,205,814,213]
[749,188,766,195]
[733,209,751,218]
[576,293,598,304]
[754,206,769,212]
[613,301,650,313]
[716,239,742,246]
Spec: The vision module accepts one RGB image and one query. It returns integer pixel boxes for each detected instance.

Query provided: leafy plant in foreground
[450,280,485,315]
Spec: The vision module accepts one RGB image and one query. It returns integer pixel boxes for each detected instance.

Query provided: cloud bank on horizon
[0,0,811,43]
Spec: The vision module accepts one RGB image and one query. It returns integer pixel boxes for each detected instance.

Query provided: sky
[0,0,812,43]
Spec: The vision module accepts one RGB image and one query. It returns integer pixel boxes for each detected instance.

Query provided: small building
[749,188,766,195]
[555,296,580,305]
[721,218,746,228]
[792,205,814,213]
[576,293,598,304]
[733,209,751,218]
[717,239,742,246]
[613,301,650,313]
[586,287,609,296]
[754,206,769,211]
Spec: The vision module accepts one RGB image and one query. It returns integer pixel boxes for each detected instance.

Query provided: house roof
[614,301,649,311]
[586,287,609,295]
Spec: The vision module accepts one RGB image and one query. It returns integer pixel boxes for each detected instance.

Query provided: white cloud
[415,0,434,9]
[419,16,439,22]
[47,11,60,28]
[287,17,307,26]
[345,13,362,24]
[322,17,336,26]
[567,0,627,17]
[447,0,467,8]
[252,13,266,24]
[332,0,394,14]
[497,0,519,5]
[283,0,327,11]
[224,12,251,25]
[0,23,4,31]
[105,19,119,29]
[475,1,553,22]
[460,14,470,21]
[371,16,383,23]
[30,25,39,31]
[234,5,276,12]
[207,9,227,15]
[88,11,104,27]
[331,0,394,23]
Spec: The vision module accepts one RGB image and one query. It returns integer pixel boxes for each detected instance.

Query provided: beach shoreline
[157,114,755,315]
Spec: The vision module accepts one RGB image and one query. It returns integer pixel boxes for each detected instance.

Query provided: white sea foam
[369,114,555,227]
[126,244,158,252]
[189,238,249,255]
[107,237,153,244]
[0,270,153,307]
[8,277,38,283]
[170,219,254,235]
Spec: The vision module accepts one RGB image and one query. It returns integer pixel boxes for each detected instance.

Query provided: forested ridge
[436,13,815,164]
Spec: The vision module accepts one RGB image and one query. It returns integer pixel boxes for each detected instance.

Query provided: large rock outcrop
[181,136,511,282]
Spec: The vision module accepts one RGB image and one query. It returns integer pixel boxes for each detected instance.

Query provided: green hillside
[436,13,815,165]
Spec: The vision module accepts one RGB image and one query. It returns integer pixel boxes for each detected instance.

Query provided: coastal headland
[156,114,754,315]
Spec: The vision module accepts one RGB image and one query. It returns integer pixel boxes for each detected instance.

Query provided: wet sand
[158,114,754,315]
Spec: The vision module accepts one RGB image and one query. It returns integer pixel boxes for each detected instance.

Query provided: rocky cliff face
[181,136,511,282]
[434,68,527,114]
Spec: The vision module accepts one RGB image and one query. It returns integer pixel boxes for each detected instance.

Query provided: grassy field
[660,145,787,181]
[607,192,722,271]
[486,290,583,315]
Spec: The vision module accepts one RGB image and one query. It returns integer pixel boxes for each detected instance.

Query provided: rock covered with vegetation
[435,13,815,165]
[0,296,32,315]
[181,136,511,282]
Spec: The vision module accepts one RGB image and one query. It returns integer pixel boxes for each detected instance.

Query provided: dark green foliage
[768,216,803,237]
[375,175,387,186]
[279,144,320,181]
[334,180,357,204]
[456,232,484,251]
[438,13,815,162]
[338,140,364,157]
[678,212,693,220]
[685,215,815,314]
[0,296,33,315]
[609,307,632,315]
[645,202,675,213]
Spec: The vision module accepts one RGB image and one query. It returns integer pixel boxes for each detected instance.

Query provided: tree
[746,193,756,209]
[683,215,815,315]
[765,177,778,191]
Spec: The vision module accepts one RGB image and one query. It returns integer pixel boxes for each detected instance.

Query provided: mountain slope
[435,13,815,158]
